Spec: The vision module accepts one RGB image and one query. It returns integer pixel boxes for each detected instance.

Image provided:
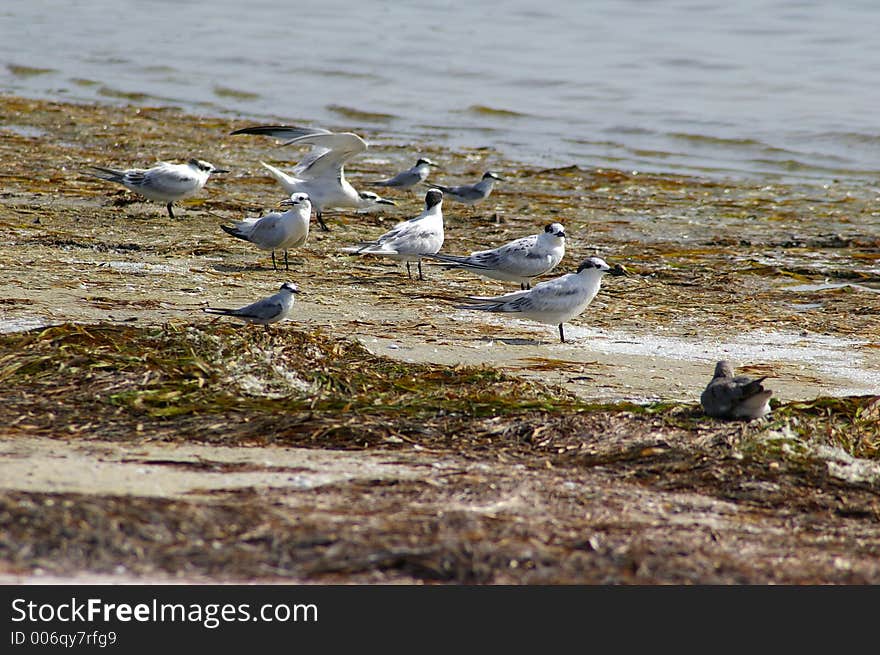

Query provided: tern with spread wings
[231,125,395,231]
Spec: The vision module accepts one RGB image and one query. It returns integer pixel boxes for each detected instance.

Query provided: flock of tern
[87,122,772,420]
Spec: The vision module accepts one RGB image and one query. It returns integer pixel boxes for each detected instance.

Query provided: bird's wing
[230,125,331,140]
[281,132,368,179]
[424,252,475,266]
[701,379,737,415]
[245,212,287,245]
[732,375,769,399]
[465,288,533,304]
[382,227,440,254]
[291,147,332,178]
[139,165,198,195]
[235,298,283,321]
[500,273,583,312]
[87,165,129,182]
[373,169,415,187]
[468,236,548,274]
[231,126,339,179]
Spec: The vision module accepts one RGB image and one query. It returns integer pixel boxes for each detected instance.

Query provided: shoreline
[1,93,879,584]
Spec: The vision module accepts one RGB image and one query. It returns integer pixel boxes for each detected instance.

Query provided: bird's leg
[406,262,412,279]
[558,324,565,343]
[316,210,330,232]
[284,250,289,271]
[271,250,278,271]
[166,202,175,219]
[418,260,425,281]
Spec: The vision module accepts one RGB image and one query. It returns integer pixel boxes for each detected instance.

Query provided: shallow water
[3,1,880,182]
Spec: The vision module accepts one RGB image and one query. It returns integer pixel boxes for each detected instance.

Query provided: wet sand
[1,95,879,584]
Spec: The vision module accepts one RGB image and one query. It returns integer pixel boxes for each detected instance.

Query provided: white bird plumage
[231,125,395,230]
[457,256,622,343]
[88,158,228,219]
[203,282,299,331]
[425,222,566,290]
[341,189,444,280]
[220,192,312,271]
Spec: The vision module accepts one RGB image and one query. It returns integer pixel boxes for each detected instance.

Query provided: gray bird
[429,171,504,205]
[700,360,773,420]
[203,282,298,331]
[371,158,439,189]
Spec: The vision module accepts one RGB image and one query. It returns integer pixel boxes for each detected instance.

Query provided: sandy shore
[1,94,879,583]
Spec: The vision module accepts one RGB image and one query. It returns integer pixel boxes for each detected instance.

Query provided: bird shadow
[344,273,411,285]
[212,263,289,273]
[466,336,548,346]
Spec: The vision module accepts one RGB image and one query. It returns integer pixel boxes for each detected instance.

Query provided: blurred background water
[2,0,879,182]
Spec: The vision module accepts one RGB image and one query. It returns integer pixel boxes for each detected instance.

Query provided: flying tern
[231,125,394,230]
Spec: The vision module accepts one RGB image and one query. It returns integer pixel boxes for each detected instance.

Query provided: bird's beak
[376,198,397,206]
[279,199,297,207]
[609,263,629,276]
[212,168,230,174]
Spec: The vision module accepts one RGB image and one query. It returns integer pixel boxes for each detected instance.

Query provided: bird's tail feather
[742,376,769,397]
[422,253,490,270]
[220,224,249,241]
[455,300,503,312]
[260,161,302,194]
[203,307,238,316]
[87,165,126,182]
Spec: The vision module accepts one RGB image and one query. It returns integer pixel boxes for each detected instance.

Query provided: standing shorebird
[425,222,566,290]
[429,171,503,205]
[456,256,623,343]
[219,192,312,271]
[88,159,228,219]
[203,282,299,332]
[341,189,444,281]
[371,157,439,190]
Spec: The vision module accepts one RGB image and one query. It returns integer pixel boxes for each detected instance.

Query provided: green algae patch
[0,322,584,448]
[759,396,880,460]
[7,64,55,77]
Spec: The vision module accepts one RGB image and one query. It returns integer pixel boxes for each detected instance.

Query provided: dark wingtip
[219,224,248,241]
[229,124,292,136]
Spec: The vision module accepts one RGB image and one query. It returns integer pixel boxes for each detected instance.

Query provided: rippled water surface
[3,0,880,181]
